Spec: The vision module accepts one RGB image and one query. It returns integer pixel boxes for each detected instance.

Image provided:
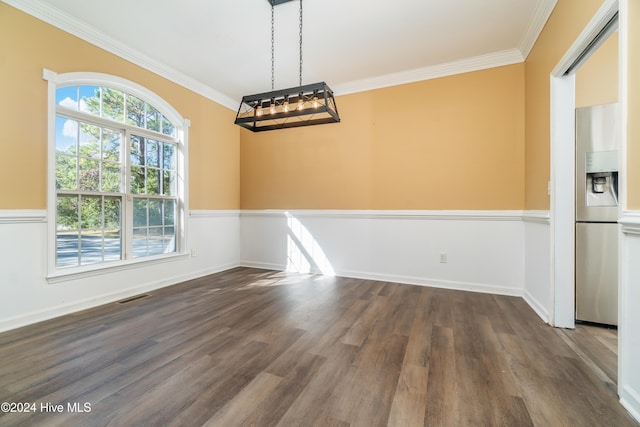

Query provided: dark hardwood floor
[0,268,636,426]
[559,323,618,386]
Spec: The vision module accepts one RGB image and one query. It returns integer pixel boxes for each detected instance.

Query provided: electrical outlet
[191,248,197,257]
[440,253,447,263]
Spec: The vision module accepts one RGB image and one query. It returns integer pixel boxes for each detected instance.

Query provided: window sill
[46,252,190,284]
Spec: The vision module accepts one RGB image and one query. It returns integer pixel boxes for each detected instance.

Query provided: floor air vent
[117,294,150,304]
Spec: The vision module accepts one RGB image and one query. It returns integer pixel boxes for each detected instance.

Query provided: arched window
[44,70,189,277]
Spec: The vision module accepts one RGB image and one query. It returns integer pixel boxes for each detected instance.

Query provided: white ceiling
[6,0,557,109]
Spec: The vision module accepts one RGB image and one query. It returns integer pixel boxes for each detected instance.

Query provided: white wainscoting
[0,210,240,332]
[522,211,551,323]
[619,211,640,422]
[241,210,525,296]
[1,208,556,333]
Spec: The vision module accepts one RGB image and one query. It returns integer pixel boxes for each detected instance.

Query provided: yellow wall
[0,3,240,210]
[241,64,525,210]
[524,0,607,210]
[627,0,640,209]
[575,32,618,108]
[4,1,628,213]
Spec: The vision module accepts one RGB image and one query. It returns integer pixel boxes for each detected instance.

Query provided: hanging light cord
[269,0,303,90]
[299,0,303,87]
[271,2,275,91]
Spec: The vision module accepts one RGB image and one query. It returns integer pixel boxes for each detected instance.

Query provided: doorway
[549,0,620,379]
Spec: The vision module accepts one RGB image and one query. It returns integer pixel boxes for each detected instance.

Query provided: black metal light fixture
[234,0,340,132]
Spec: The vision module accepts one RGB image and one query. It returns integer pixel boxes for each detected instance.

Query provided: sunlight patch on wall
[286,213,335,276]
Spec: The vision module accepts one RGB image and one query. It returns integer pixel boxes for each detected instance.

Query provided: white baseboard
[0,262,239,333]
[523,289,550,323]
[620,385,640,423]
[240,260,286,272]
[337,269,522,296]
[239,261,522,297]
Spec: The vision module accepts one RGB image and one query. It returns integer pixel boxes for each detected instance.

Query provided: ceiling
[7,0,557,110]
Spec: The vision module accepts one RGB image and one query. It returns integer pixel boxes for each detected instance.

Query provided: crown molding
[2,0,238,110]
[331,49,524,96]
[519,0,558,59]
[3,0,556,108]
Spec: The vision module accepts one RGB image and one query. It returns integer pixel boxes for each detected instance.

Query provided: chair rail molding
[0,210,47,224]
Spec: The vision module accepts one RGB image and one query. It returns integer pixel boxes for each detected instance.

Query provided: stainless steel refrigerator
[575,103,620,326]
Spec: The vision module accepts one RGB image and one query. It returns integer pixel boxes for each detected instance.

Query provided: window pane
[102,87,124,122]
[57,232,79,268]
[161,116,176,137]
[164,226,176,253]
[104,230,121,262]
[163,143,176,170]
[102,128,121,162]
[80,230,102,265]
[164,200,175,226]
[104,197,121,229]
[162,171,175,196]
[146,104,161,132]
[146,140,159,167]
[148,227,164,256]
[57,195,78,231]
[133,198,148,227]
[56,117,78,153]
[126,94,145,128]
[79,123,100,159]
[133,228,148,258]
[131,166,145,194]
[56,154,77,190]
[101,163,121,193]
[80,196,102,229]
[130,135,144,166]
[103,196,122,262]
[56,86,78,110]
[79,86,101,116]
[78,159,100,191]
[149,199,162,226]
[147,169,160,195]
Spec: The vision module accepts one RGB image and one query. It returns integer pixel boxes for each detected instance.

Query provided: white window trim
[43,69,191,281]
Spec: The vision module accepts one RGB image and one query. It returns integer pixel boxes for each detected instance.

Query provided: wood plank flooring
[559,323,618,385]
[0,267,637,426]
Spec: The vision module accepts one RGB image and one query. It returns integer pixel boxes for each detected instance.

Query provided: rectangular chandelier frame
[234,81,340,132]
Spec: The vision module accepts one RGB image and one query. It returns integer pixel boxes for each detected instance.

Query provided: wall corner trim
[620,211,640,235]
[0,210,47,224]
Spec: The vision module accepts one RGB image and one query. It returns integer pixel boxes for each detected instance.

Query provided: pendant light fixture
[234,0,340,132]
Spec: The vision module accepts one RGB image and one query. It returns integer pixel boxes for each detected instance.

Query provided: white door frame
[549,0,620,329]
